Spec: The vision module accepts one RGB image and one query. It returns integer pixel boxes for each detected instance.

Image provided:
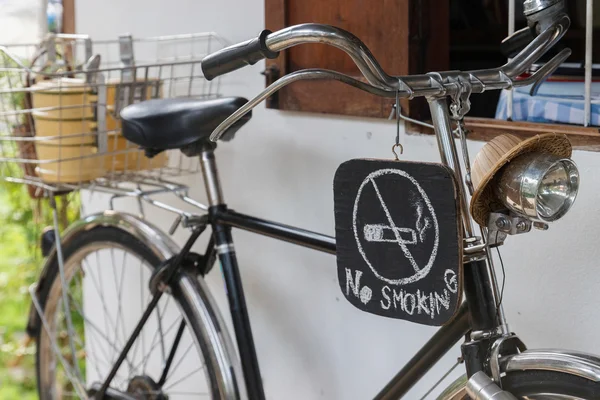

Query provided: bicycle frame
[197,139,482,399]
[92,69,533,400]
[210,207,471,400]
[94,131,495,399]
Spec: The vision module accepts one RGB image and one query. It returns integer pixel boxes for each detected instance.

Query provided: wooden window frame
[63,0,75,34]
[265,1,600,151]
[264,0,448,121]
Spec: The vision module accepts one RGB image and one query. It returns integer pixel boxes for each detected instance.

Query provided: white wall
[0,0,46,45]
[77,1,600,399]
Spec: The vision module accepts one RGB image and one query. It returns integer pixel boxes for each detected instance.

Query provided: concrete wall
[77,1,600,399]
[0,0,46,45]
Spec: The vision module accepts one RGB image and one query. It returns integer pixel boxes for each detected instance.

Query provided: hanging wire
[455,119,475,196]
[395,89,401,146]
[392,90,404,160]
[495,230,507,318]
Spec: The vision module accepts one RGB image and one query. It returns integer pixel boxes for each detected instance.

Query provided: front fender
[501,349,600,382]
[26,211,179,336]
[437,349,600,399]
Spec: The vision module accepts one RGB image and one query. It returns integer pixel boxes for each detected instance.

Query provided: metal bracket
[489,334,527,385]
[449,74,473,120]
[470,327,502,341]
[118,34,135,79]
[45,35,57,65]
[150,252,205,295]
[464,237,487,263]
[149,215,209,294]
[182,215,210,229]
[117,34,136,112]
[487,212,535,246]
[426,72,447,97]
[95,73,108,154]
[83,54,101,85]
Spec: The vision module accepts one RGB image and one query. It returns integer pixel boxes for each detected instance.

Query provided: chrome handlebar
[264,24,397,89]
[209,14,570,141]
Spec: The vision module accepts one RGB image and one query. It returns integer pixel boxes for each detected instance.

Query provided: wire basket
[0,32,226,197]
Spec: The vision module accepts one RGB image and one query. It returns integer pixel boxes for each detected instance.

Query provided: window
[265,0,448,120]
[265,0,600,149]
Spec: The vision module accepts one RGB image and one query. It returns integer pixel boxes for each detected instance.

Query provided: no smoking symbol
[352,169,440,286]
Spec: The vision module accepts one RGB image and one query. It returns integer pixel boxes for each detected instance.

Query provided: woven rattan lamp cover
[470,133,572,226]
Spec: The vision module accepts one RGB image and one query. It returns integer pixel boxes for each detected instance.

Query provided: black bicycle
[28,0,600,399]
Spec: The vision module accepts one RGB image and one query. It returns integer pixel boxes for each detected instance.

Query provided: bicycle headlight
[494,152,579,222]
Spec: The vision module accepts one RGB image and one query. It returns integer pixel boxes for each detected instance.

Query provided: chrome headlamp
[494,151,579,222]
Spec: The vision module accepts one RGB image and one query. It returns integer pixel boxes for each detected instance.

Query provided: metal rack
[0,33,226,396]
[0,32,226,198]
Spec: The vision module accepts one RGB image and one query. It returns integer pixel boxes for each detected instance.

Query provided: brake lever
[501,14,570,78]
[528,48,572,96]
[511,47,571,96]
[210,69,397,141]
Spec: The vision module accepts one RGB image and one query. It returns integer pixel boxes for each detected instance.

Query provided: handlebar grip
[500,27,536,59]
[201,30,279,80]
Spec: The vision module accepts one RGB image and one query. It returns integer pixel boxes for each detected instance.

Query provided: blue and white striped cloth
[496,89,600,126]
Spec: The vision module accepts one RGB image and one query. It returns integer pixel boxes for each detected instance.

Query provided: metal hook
[395,88,401,147]
[392,143,404,161]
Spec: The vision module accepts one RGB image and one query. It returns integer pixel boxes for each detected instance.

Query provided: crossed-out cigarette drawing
[363,224,418,245]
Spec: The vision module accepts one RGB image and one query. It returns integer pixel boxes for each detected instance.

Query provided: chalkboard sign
[334,159,462,326]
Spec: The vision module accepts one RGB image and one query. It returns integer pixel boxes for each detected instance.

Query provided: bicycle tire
[34,225,241,399]
[441,369,600,399]
[502,369,600,398]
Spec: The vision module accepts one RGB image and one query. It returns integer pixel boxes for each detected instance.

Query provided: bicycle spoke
[67,297,104,381]
[82,259,123,351]
[129,285,154,376]
[38,234,217,399]
[143,295,171,374]
[142,299,165,373]
[73,298,131,367]
[139,257,146,374]
[164,338,199,384]
[418,359,461,400]
[94,252,114,355]
[158,319,186,386]
[162,363,205,391]
[84,332,112,376]
[157,304,166,366]
[111,248,129,352]
[129,314,182,375]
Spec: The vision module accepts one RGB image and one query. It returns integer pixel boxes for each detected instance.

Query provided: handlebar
[201,30,279,80]
[203,14,571,141]
[500,27,536,58]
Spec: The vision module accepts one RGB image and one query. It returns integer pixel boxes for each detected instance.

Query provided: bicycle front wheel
[440,369,600,399]
[34,225,241,399]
